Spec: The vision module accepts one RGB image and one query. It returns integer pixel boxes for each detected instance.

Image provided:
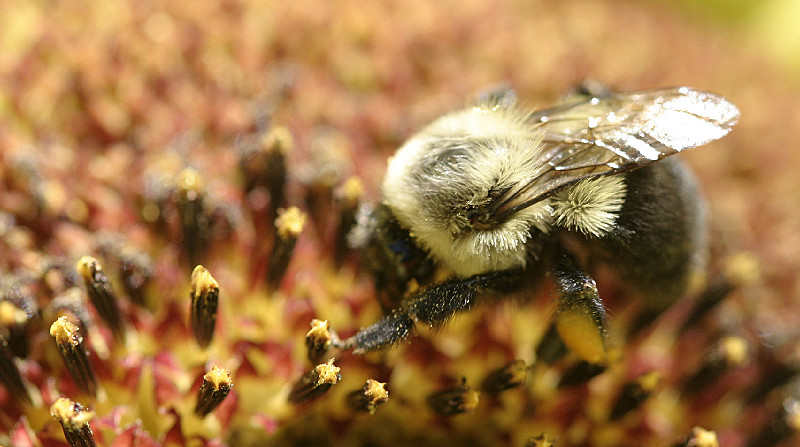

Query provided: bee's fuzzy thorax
[382,106,550,276]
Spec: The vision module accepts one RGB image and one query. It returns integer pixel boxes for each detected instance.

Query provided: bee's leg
[357,204,436,314]
[551,248,609,365]
[336,269,524,354]
[573,79,615,99]
[471,83,517,110]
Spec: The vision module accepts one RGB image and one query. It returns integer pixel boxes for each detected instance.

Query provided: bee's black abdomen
[596,157,708,308]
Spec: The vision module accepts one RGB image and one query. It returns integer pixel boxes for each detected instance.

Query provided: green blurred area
[667,0,800,75]
[666,0,761,23]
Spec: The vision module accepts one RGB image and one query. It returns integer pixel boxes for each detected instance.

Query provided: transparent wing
[495,87,739,215]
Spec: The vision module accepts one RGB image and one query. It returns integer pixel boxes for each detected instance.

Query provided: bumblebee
[338,84,739,364]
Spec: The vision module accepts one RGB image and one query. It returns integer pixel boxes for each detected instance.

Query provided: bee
[337,84,739,365]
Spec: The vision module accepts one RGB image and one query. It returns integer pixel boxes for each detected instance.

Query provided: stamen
[194,365,233,417]
[189,265,220,349]
[288,358,341,404]
[267,207,306,293]
[305,319,332,364]
[177,168,210,268]
[426,378,479,416]
[609,371,661,421]
[50,316,98,397]
[481,359,528,394]
[333,176,364,267]
[76,256,126,343]
[0,334,31,403]
[346,379,389,414]
[50,397,97,447]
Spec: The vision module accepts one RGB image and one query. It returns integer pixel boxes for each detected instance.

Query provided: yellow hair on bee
[551,175,627,237]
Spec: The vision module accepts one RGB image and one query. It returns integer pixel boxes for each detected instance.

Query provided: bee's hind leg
[550,247,610,366]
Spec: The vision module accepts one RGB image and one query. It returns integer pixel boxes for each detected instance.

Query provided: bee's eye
[467,207,495,230]
[467,208,481,226]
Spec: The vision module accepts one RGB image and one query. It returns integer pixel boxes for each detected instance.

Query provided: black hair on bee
[338,84,739,365]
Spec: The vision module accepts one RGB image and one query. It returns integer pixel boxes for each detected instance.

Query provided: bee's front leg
[336,269,524,354]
